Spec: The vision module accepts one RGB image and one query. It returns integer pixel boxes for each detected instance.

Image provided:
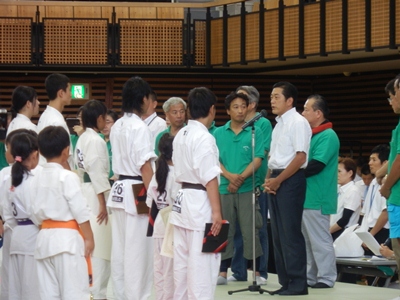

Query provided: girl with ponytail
[146,133,181,300]
[4,131,41,299]
[7,86,39,136]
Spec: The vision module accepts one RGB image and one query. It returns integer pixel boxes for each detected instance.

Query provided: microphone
[242,109,268,129]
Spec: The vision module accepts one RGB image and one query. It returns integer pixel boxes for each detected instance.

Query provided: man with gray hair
[229,86,272,284]
[154,97,186,155]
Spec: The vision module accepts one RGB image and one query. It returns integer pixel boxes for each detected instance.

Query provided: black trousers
[269,169,307,292]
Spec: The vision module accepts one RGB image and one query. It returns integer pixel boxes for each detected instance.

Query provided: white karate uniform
[31,163,91,300]
[331,181,361,228]
[146,166,180,300]
[75,128,112,299]
[170,120,222,300]
[0,166,12,300]
[3,167,42,300]
[107,113,156,300]
[36,105,73,168]
[143,112,167,150]
[6,114,37,136]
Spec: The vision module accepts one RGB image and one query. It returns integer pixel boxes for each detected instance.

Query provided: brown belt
[182,182,206,191]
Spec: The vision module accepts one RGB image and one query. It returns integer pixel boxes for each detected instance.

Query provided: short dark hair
[308,94,330,118]
[11,132,38,187]
[360,163,371,176]
[106,109,119,123]
[121,76,153,114]
[45,73,70,101]
[225,92,249,110]
[187,87,217,119]
[81,100,107,130]
[339,157,357,180]
[371,144,390,163]
[38,126,70,159]
[11,86,37,119]
[273,81,298,107]
[6,128,37,146]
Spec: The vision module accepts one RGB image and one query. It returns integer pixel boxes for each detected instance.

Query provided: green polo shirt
[304,128,339,214]
[208,121,218,135]
[213,120,264,195]
[0,142,8,171]
[154,127,171,156]
[388,120,400,206]
[254,116,272,189]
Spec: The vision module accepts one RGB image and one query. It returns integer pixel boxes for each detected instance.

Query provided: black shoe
[311,282,331,289]
[271,287,287,295]
[278,288,308,296]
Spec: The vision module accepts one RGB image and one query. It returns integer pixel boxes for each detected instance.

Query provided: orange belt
[42,220,93,287]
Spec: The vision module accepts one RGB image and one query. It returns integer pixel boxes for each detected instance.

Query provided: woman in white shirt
[330,157,361,240]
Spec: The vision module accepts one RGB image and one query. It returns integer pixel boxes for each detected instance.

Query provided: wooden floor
[105,272,400,300]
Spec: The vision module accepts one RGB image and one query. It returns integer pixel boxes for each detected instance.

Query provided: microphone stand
[228,121,272,296]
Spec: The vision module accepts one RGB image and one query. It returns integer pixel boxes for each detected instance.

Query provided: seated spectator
[330,157,361,240]
[355,164,374,224]
[360,144,390,254]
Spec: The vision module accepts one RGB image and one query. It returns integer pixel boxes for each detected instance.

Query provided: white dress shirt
[268,108,311,169]
[330,181,361,227]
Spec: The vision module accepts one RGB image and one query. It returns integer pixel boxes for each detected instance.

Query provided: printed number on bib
[172,190,183,213]
[112,182,125,203]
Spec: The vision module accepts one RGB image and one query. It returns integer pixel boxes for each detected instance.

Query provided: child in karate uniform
[4,131,41,299]
[75,100,111,299]
[31,126,94,300]
[147,133,181,300]
[0,129,37,300]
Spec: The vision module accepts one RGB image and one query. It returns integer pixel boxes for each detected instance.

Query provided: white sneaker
[217,276,227,285]
[256,276,267,286]
[227,276,238,282]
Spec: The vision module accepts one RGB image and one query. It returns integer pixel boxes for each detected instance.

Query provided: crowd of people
[0,73,399,299]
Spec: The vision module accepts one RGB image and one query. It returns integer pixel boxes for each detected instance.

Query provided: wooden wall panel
[326,0,342,52]
[284,6,299,57]
[157,7,184,19]
[194,20,206,66]
[45,6,73,18]
[210,19,223,65]
[397,0,400,45]
[347,0,365,50]
[130,7,157,19]
[73,6,102,19]
[371,0,389,48]
[227,16,240,63]
[18,5,42,20]
[264,10,279,59]
[101,7,129,22]
[304,4,319,55]
[245,13,259,61]
[0,5,18,17]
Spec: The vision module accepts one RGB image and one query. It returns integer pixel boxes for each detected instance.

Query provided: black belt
[271,169,285,175]
[119,175,142,181]
[182,182,206,191]
[17,219,34,226]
